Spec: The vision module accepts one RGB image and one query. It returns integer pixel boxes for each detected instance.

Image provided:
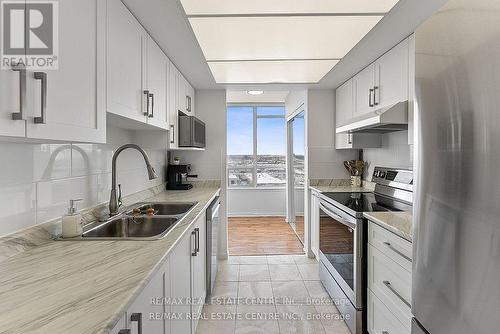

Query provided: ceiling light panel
[180,0,399,15]
[208,60,339,84]
[189,16,383,61]
[227,91,290,103]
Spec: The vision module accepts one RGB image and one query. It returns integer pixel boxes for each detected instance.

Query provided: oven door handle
[318,202,357,230]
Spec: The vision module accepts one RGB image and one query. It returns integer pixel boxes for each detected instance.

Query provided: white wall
[175,90,226,180]
[228,188,304,216]
[363,130,413,180]
[286,90,308,117]
[307,90,358,179]
[0,125,167,237]
[175,90,229,257]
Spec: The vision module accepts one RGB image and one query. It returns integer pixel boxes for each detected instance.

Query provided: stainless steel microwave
[178,114,206,148]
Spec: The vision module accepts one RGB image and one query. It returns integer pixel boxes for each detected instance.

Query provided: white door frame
[286,105,310,255]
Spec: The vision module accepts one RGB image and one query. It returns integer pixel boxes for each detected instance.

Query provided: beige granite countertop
[364,212,413,242]
[309,179,374,194]
[309,184,375,193]
[0,186,220,334]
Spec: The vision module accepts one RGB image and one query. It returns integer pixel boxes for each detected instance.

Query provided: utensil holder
[351,176,362,187]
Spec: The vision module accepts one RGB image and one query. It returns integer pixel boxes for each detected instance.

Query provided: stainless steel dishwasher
[206,196,220,298]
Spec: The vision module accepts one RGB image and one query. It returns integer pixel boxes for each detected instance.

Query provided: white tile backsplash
[36,175,99,224]
[0,143,72,186]
[0,125,167,237]
[0,183,36,236]
[363,130,412,180]
[71,144,112,176]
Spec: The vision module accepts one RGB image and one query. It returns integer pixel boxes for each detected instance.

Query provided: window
[227,105,286,187]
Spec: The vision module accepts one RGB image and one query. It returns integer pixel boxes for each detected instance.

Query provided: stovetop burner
[321,191,412,214]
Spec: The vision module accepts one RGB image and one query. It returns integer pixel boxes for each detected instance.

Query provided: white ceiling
[226,91,289,103]
[124,0,449,89]
[189,16,383,61]
[209,60,339,84]
[182,2,391,84]
[181,0,400,15]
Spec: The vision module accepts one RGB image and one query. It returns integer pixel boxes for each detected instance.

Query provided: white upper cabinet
[335,36,412,147]
[145,36,169,129]
[0,66,26,137]
[168,63,179,148]
[107,0,147,124]
[177,73,195,115]
[353,63,376,117]
[374,38,409,110]
[26,0,106,143]
[0,0,106,143]
[107,0,193,133]
[335,78,354,127]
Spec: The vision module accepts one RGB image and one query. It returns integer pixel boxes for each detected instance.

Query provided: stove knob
[373,171,379,177]
[379,171,386,178]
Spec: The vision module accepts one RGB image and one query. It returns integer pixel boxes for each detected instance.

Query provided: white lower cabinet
[310,191,320,258]
[110,213,207,334]
[170,227,193,334]
[191,212,207,331]
[368,290,410,334]
[127,270,165,333]
[367,222,412,333]
[110,268,164,334]
[110,314,127,334]
[170,213,206,334]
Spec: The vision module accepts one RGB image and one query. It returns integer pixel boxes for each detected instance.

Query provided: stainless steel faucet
[109,144,158,216]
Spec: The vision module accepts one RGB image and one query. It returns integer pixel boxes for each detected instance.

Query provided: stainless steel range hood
[336,101,409,134]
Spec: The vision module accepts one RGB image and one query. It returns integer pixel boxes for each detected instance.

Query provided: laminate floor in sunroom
[228,217,304,256]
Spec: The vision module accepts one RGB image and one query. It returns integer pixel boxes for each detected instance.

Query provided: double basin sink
[79,202,198,240]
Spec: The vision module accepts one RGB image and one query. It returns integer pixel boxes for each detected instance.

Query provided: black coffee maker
[167,164,197,190]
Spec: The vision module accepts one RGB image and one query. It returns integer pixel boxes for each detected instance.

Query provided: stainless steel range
[318,167,413,334]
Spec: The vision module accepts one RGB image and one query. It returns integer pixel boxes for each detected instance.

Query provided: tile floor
[196,255,351,334]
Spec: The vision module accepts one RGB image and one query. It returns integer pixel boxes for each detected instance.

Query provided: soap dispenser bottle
[62,199,84,238]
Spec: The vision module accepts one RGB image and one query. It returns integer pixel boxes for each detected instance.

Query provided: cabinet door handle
[186,95,191,112]
[148,93,154,118]
[34,72,47,124]
[348,133,353,145]
[130,313,142,334]
[374,86,379,106]
[383,280,411,308]
[195,227,200,253]
[143,90,150,116]
[191,230,197,256]
[118,330,131,334]
[11,65,27,121]
[170,125,175,144]
[369,88,374,107]
[383,242,412,262]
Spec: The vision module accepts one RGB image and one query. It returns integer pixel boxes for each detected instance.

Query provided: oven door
[318,198,364,308]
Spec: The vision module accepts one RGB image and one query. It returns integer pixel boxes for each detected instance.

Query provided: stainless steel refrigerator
[413,0,500,333]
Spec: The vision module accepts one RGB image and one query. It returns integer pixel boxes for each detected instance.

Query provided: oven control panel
[372,167,413,188]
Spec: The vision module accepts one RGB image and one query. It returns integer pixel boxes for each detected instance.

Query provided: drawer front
[368,244,412,327]
[368,289,410,334]
[368,222,412,272]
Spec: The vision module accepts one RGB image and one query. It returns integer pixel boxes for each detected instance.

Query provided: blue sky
[227,106,304,155]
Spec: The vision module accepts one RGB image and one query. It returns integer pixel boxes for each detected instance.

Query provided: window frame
[227,103,286,189]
